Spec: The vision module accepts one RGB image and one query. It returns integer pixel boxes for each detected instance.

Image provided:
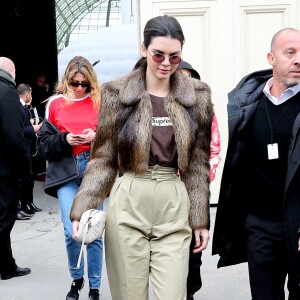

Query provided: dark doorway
[0,0,58,88]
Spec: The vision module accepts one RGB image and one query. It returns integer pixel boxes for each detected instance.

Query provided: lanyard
[264,98,293,143]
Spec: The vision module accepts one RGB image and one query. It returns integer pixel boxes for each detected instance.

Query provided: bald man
[212,28,300,300]
[0,57,32,280]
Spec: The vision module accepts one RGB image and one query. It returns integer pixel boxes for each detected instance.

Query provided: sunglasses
[70,81,90,88]
[147,49,182,64]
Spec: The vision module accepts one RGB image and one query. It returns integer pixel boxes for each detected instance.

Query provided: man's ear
[267,52,275,66]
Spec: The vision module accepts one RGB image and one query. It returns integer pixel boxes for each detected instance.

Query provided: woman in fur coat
[71,15,213,300]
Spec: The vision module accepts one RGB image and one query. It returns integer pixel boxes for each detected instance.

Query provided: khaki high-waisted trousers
[105,165,192,300]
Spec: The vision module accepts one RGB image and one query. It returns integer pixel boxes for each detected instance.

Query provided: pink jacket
[210,114,221,181]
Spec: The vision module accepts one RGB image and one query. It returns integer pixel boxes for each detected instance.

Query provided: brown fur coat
[70,67,213,230]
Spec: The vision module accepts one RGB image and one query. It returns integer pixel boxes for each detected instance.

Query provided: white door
[138,0,300,203]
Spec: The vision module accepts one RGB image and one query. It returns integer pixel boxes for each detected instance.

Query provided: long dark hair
[135,15,185,69]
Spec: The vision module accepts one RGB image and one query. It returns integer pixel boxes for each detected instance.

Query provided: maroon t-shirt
[148,94,178,168]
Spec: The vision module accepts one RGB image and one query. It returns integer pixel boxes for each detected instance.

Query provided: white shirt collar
[263,78,300,105]
[20,98,26,106]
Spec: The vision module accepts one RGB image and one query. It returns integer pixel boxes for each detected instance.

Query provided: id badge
[267,143,279,160]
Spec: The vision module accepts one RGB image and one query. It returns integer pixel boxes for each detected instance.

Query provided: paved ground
[0,181,252,300]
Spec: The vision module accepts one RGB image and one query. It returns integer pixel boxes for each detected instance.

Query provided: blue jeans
[57,151,103,289]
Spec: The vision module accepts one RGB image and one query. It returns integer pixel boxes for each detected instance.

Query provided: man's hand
[33,123,42,133]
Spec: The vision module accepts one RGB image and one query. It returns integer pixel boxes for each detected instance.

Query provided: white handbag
[76,209,106,268]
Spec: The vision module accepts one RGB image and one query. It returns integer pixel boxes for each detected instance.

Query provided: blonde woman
[37,56,102,300]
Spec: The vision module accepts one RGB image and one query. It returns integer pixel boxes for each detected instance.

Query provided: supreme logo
[152,117,173,126]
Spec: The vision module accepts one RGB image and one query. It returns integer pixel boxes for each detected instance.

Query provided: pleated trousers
[105,165,192,300]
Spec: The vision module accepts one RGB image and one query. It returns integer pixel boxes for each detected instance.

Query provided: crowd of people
[0,14,300,300]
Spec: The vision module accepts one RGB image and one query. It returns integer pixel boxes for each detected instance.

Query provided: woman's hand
[72,220,80,240]
[66,133,84,146]
[192,228,210,254]
[66,129,96,146]
[81,128,96,143]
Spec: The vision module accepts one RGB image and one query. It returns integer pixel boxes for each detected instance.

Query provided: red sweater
[46,94,99,156]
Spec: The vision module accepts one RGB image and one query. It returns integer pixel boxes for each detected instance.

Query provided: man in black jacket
[213,28,300,299]
[17,83,43,219]
[0,57,32,280]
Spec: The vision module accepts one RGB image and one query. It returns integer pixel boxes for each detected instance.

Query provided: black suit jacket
[20,103,36,156]
[0,71,31,178]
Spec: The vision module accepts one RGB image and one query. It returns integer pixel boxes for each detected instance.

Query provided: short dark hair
[17,83,31,96]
